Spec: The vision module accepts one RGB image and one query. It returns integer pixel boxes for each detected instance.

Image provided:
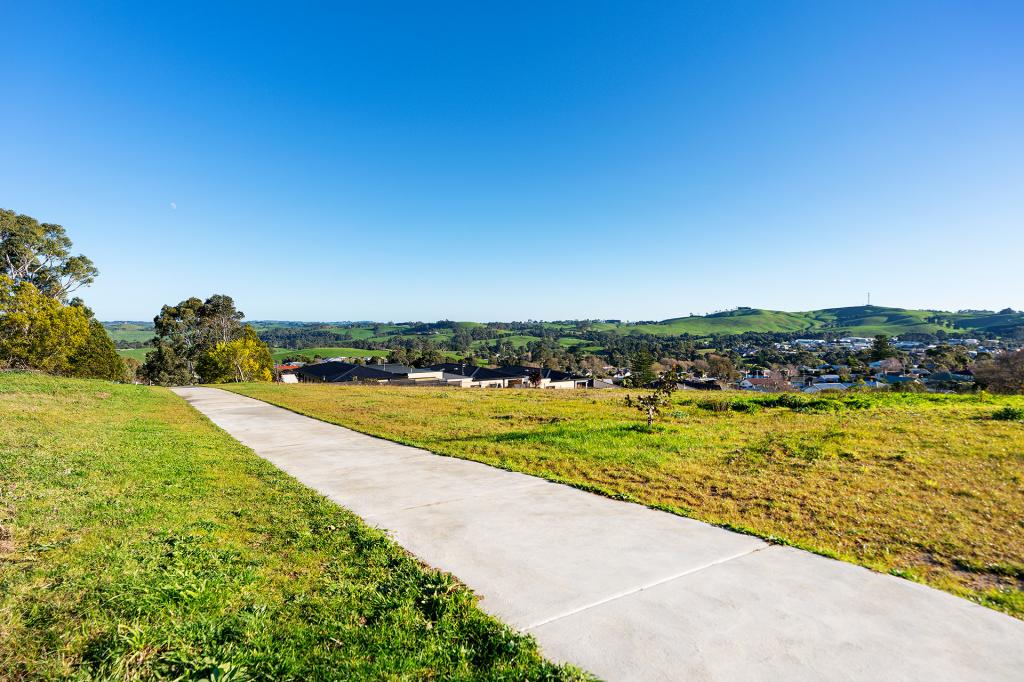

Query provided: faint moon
[170,202,177,209]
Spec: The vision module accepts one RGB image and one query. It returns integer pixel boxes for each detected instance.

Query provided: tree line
[0,208,274,387]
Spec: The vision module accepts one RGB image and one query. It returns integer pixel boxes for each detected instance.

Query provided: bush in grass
[992,406,1024,422]
[697,397,733,413]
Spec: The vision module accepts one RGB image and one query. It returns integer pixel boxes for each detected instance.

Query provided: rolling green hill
[614,306,1024,337]
[271,347,391,362]
[102,321,155,344]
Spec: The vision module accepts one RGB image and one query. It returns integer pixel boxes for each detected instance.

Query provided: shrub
[697,397,732,413]
[992,406,1024,422]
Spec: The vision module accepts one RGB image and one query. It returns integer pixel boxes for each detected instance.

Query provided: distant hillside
[102,321,154,344]
[104,305,1024,350]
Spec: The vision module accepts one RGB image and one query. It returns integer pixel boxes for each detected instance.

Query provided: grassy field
[102,321,155,344]
[271,347,391,362]
[223,383,1024,619]
[0,373,579,680]
[116,347,151,362]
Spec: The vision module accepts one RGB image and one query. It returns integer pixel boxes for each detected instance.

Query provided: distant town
[265,330,1020,394]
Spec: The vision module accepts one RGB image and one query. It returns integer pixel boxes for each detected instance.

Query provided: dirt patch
[0,524,13,554]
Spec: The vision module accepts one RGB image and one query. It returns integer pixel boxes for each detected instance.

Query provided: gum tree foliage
[0,210,128,380]
[0,208,98,301]
[68,318,130,381]
[625,367,686,427]
[142,295,273,385]
[142,295,245,383]
[0,275,91,372]
[974,350,1024,394]
[199,326,274,383]
[139,343,193,386]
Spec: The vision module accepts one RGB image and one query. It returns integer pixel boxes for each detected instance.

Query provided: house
[879,374,921,387]
[365,362,445,382]
[295,362,401,384]
[426,363,522,388]
[790,375,816,388]
[803,382,851,393]
[676,379,722,391]
[275,363,302,384]
[493,365,590,389]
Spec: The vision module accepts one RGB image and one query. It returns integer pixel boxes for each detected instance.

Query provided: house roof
[925,371,975,383]
[426,363,513,381]
[296,362,401,382]
[804,382,851,392]
[364,363,416,375]
[493,365,585,382]
[880,375,919,384]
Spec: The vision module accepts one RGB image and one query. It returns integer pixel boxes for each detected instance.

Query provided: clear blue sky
[2,2,1021,322]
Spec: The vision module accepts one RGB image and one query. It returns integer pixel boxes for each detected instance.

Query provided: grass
[222,383,1024,619]
[102,321,156,344]
[0,373,580,680]
[271,347,391,362]
[116,347,151,362]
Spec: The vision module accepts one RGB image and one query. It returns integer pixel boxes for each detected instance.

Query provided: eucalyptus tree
[0,208,98,301]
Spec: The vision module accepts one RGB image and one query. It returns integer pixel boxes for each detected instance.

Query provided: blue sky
[1,2,1021,322]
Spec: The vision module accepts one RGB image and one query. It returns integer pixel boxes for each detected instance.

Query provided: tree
[974,351,1024,394]
[706,354,739,382]
[150,297,205,379]
[199,294,245,345]
[122,357,142,383]
[625,367,684,427]
[68,318,127,381]
[925,344,971,371]
[0,208,98,301]
[870,335,897,360]
[199,325,274,383]
[627,349,656,387]
[140,342,193,386]
[143,294,246,383]
[388,347,412,365]
[0,275,91,372]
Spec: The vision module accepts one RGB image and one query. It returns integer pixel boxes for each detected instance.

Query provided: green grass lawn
[0,373,579,680]
[222,383,1024,619]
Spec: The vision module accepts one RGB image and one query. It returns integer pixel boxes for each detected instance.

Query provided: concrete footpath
[172,387,1024,681]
